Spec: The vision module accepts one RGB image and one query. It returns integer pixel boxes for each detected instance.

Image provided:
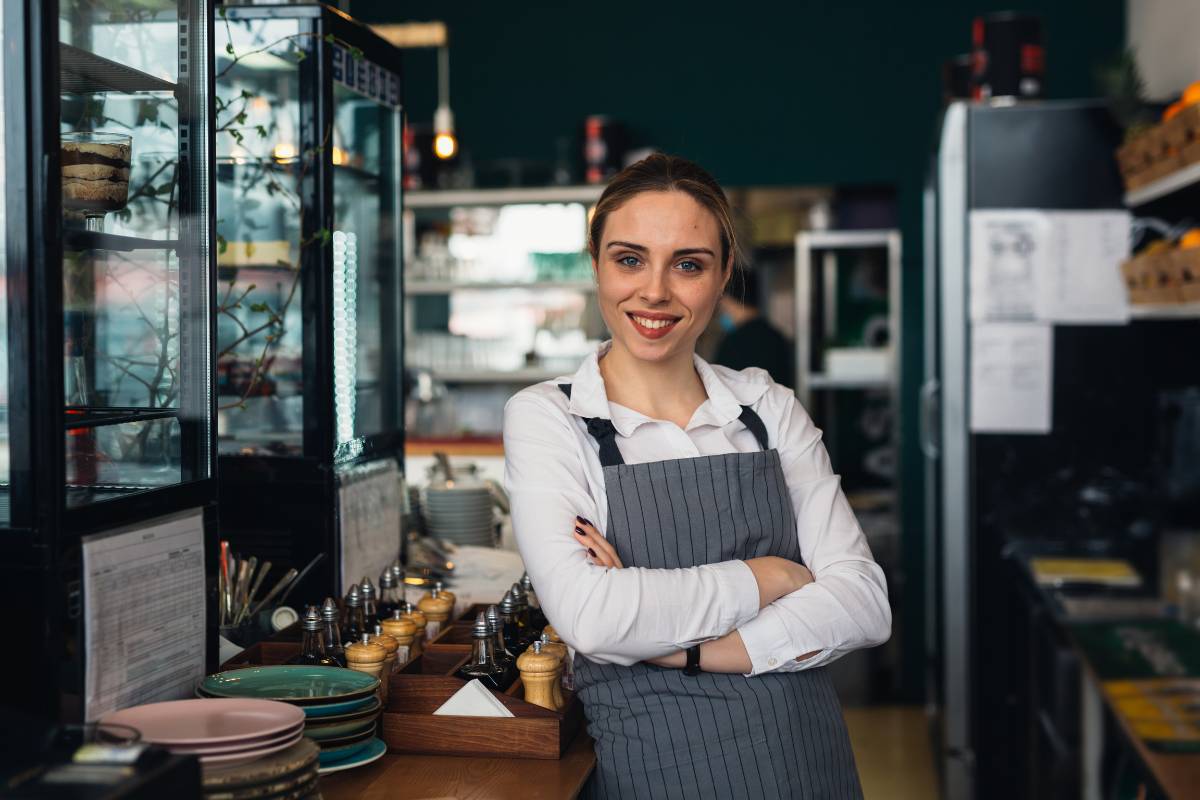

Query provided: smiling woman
[502,153,889,799]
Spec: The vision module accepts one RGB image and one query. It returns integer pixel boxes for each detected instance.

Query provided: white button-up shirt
[502,342,891,676]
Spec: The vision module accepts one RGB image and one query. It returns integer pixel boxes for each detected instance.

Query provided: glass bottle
[497,591,524,655]
[287,606,339,666]
[360,576,379,628]
[454,612,512,691]
[486,604,518,687]
[321,597,348,667]
[521,572,548,631]
[508,582,537,649]
[342,583,367,643]
[378,569,400,623]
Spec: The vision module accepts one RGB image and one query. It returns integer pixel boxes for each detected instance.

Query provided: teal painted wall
[354,0,1127,700]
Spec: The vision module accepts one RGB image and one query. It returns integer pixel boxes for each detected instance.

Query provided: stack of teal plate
[198,666,387,774]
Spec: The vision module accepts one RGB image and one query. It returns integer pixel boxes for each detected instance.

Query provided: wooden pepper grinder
[517,640,564,711]
[344,633,387,701]
[538,632,572,692]
[417,586,454,641]
[381,610,417,666]
[369,625,400,703]
[400,600,428,656]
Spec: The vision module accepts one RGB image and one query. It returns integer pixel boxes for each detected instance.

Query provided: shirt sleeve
[736,390,892,676]
[503,390,761,666]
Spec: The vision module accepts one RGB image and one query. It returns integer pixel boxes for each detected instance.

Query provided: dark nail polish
[588,548,597,557]
[574,527,586,536]
[576,515,592,527]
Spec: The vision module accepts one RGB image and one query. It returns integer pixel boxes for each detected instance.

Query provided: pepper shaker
[344,632,387,700]
[369,625,400,703]
[417,586,454,641]
[517,640,564,711]
[381,610,417,666]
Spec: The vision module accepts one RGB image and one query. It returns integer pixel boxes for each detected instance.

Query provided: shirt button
[767,657,777,666]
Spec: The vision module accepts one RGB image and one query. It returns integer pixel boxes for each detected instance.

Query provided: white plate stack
[423,484,496,547]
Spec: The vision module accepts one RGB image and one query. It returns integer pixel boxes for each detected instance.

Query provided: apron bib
[560,384,862,799]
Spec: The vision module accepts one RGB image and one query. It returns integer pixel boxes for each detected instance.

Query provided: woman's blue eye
[619,255,640,267]
[677,260,702,273]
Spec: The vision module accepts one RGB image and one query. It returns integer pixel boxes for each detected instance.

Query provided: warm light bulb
[272,142,297,161]
[433,104,457,160]
[434,132,457,159]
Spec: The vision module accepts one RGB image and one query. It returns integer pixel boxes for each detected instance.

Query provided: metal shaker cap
[321,597,338,621]
[379,569,396,589]
[345,583,362,607]
[374,623,383,636]
[510,582,527,609]
[359,577,376,599]
[532,640,543,654]
[521,572,534,594]
[498,591,517,614]
[485,604,501,633]
[303,605,322,631]
[473,611,490,638]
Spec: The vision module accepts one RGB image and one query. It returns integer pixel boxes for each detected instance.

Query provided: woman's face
[594,190,728,365]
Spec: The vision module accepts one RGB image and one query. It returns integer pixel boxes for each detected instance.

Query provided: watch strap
[684,645,701,676]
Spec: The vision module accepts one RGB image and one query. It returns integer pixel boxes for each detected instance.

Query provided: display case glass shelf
[58,0,213,509]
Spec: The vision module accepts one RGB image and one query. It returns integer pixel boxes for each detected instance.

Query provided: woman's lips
[627,312,680,340]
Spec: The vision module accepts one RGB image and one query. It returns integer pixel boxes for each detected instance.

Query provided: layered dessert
[61,133,132,214]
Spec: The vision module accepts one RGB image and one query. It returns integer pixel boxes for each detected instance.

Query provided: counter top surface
[319,732,595,800]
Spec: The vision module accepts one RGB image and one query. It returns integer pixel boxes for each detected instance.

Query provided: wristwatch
[684,645,701,676]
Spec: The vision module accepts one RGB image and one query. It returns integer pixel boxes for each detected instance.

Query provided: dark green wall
[354,0,1127,700]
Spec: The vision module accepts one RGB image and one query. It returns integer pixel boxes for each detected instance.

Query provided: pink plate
[100,698,305,746]
[196,728,305,766]
[165,721,306,755]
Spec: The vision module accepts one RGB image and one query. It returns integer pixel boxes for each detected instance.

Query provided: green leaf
[235,112,247,125]
[293,48,307,63]
[324,34,336,44]
[225,43,235,55]
[255,125,268,138]
[217,235,228,255]
[249,302,270,313]
[349,46,364,61]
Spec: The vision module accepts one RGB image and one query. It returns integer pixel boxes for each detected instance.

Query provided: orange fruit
[1180,229,1200,250]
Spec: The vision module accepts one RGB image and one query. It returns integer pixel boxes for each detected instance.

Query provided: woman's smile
[626,310,682,339]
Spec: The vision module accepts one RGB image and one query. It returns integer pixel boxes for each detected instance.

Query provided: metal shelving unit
[794,229,901,407]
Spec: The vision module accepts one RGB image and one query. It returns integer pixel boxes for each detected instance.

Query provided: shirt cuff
[737,603,827,676]
[708,559,761,632]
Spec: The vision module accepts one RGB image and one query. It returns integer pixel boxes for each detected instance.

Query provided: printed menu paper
[338,458,402,593]
[970,322,1054,434]
[969,210,1131,324]
[83,510,207,721]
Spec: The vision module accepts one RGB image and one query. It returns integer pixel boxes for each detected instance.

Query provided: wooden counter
[320,733,595,800]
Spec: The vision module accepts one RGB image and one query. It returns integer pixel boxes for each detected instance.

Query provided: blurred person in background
[714,267,795,388]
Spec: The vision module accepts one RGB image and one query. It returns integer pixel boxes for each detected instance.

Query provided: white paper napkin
[432,679,514,718]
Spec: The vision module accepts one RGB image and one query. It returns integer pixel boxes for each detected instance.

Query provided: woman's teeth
[631,315,676,329]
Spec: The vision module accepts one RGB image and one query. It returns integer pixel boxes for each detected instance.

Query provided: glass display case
[214,4,404,598]
[404,187,607,441]
[4,0,218,721]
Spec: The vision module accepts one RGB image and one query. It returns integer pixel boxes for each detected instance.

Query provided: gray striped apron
[560,384,861,799]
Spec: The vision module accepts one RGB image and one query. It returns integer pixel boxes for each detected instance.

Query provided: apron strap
[559,384,625,467]
[737,405,771,450]
[558,383,772,466]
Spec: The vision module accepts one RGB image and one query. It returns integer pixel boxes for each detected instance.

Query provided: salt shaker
[344,632,387,701]
[417,586,454,641]
[381,610,417,666]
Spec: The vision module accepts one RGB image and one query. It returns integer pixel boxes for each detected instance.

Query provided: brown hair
[588,153,741,272]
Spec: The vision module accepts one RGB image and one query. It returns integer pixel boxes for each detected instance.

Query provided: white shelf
[1129,301,1200,319]
[424,368,568,383]
[1123,160,1200,207]
[406,280,595,294]
[803,373,891,390]
[406,185,604,209]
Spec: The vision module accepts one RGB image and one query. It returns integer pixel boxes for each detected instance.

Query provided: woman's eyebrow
[606,241,715,258]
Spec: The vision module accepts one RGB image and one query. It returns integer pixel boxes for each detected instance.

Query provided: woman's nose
[638,266,671,304]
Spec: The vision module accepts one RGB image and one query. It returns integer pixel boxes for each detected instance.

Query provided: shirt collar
[565,341,771,437]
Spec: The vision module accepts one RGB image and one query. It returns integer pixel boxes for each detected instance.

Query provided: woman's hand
[573,516,624,569]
